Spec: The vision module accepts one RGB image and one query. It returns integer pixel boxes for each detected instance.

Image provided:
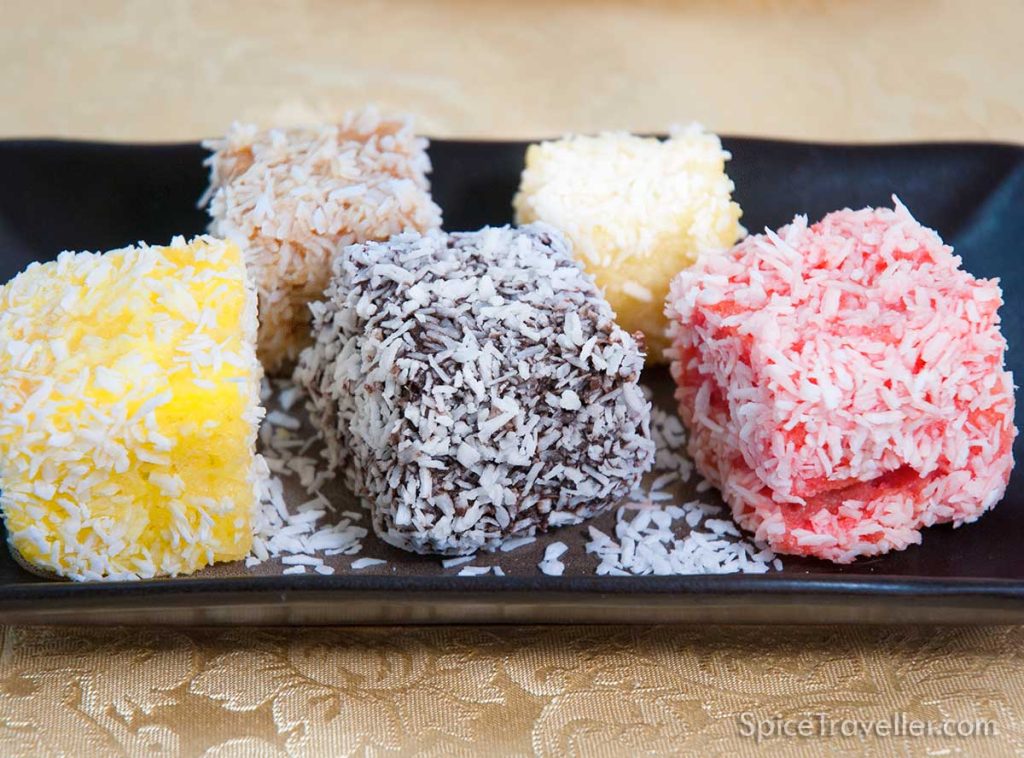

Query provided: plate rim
[1,136,1022,624]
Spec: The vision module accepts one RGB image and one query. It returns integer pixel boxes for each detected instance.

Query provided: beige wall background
[2,0,1022,143]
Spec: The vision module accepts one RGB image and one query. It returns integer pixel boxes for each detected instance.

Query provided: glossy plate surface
[0,137,1022,624]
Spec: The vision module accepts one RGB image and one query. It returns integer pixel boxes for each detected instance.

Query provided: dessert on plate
[295,224,656,555]
[514,127,743,362]
[0,237,263,580]
[665,199,1016,562]
[4,107,1015,585]
[203,106,443,374]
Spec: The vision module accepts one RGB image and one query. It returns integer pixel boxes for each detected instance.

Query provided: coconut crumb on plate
[244,379,369,573]
[351,557,387,570]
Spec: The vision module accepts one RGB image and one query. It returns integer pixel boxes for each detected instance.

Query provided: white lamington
[294,224,655,555]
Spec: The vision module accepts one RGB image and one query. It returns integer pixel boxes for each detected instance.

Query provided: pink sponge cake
[665,198,1016,563]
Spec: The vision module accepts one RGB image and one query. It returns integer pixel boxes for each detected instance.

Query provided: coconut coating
[665,199,1015,562]
[203,108,443,375]
[0,237,262,580]
[514,129,743,362]
[295,224,655,555]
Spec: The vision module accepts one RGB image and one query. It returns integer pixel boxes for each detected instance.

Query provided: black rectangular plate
[0,136,1023,625]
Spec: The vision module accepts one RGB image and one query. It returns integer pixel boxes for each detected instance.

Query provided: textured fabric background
[2,625,1024,757]
[1,1,1023,756]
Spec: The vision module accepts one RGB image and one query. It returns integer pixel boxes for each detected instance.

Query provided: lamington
[295,225,655,554]
[0,237,263,580]
[665,199,1016,562]
[203,107,443,374]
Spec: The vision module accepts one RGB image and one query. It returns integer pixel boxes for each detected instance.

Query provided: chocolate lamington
[295,224,655,554]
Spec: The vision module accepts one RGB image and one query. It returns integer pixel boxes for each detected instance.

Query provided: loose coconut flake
[584,403,780,576]
[252,373,780,578]
[248,379,368,570]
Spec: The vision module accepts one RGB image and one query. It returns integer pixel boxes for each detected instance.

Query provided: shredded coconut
[665,198,1016,562]
[514,128,744,360]
[202,107,443,374]
[294,224,655,555]
[350,557,387,570]
[247,379,368,572]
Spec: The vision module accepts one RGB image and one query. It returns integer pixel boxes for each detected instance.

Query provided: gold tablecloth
[3,625,1024,756]
[2,1,1023,756]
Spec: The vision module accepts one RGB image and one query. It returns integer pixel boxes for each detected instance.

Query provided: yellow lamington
[0,236,263,580]
[513,128,743,361]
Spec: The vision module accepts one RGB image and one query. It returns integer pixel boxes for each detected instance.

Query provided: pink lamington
[665,198,1016,563]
